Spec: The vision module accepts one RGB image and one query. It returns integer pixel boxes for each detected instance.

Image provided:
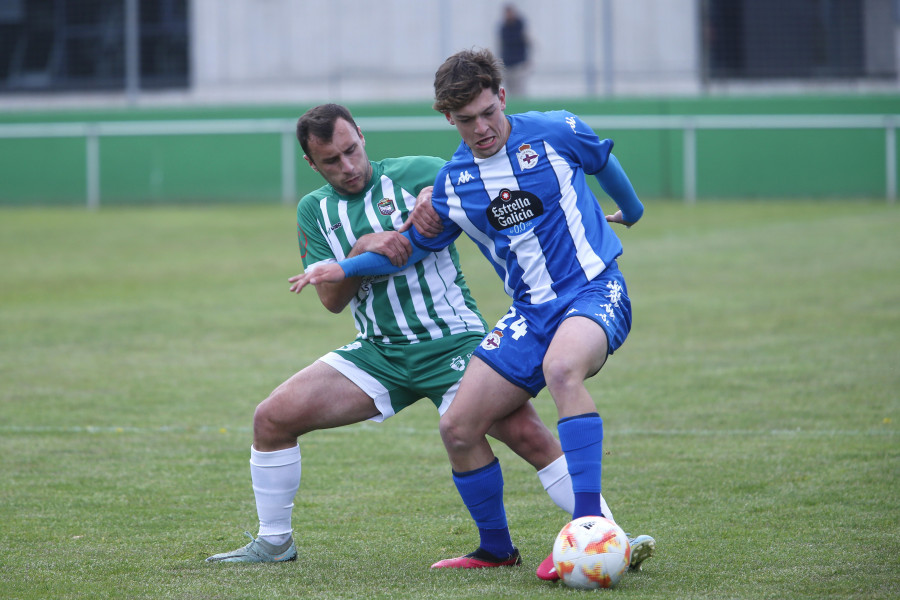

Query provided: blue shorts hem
[472,348,542,397]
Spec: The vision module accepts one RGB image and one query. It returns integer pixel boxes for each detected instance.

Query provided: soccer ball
[552,516,630,590]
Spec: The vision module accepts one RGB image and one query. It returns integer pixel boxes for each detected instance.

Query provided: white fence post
[281,129,296,206]
[683,118,697,204]
[86,127,100,210]
[886,116,896,204]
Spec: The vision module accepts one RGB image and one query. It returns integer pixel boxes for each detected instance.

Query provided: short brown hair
[433,48,503,113]
[296,104,358,157]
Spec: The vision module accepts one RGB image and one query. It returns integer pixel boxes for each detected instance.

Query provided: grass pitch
[1,200,897,599]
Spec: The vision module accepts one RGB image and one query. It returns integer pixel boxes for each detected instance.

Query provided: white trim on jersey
[318,195,384,340]
[309,169,484,343]
[444,171,516,298]
[419,251,486,333]
[545,140,607,283]
[476,153,557,303]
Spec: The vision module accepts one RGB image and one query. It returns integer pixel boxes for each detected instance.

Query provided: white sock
[537,455,615,524]
[250,445,301,543]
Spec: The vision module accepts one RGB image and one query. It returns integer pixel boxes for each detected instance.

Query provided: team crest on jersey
[377,197,396,216]
[486,188,544,234]
[516,144,539,170]
[480,330,504,350]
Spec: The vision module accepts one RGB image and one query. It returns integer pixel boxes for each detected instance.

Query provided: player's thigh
[444,355,532,436]
[544,315,610,381]
[407,331,484,415]
[262,360,379,435]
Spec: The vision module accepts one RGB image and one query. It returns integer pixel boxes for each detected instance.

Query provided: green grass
[1,200,898,599]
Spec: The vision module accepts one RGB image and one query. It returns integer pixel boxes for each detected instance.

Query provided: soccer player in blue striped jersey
[412,48,646,573]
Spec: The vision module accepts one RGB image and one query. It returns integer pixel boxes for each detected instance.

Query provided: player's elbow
[316,287,352,314]
[320,298,348,314]
[623,202,644,225]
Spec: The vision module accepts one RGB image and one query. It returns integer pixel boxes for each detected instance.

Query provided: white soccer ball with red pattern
[552,516,630,590]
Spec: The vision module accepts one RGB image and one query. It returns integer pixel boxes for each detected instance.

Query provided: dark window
[0,0,188,92]
[703,0,895,80]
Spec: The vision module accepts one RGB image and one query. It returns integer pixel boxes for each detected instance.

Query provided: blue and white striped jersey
[412,110,630,305]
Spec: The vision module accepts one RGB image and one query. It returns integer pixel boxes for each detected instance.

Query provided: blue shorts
[472,262,631,396]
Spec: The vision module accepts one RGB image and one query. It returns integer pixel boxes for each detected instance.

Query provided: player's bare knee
[543,358,580,396]
[438,416,472,454]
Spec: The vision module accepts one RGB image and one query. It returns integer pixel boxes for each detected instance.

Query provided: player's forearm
[315,278,360,313]
[595,154,643,225]
[339,231,430,277]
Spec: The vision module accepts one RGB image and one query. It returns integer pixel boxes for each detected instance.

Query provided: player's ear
[444,112,454,126]
[498,87,507,110]
[303,155,318,172]
[357,127,365,147]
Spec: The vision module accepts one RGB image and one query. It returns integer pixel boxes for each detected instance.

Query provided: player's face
[445,87,510,159]
[304,118,372,196]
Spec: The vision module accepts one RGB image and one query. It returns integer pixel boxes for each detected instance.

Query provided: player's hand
[605,210,635,227]
[354,231,411,267]
[399,186,443,238]
[288,263,347,293]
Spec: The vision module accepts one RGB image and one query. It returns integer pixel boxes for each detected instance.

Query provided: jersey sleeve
[296,193,335,270]
[547,110,614,175]
[383,155,446,198]
[410,168,463,251]
[595,154,644,225]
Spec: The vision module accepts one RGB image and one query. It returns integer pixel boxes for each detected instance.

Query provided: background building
[0,0,897,108]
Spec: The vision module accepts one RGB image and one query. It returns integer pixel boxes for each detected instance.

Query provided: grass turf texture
[1,200,897,599]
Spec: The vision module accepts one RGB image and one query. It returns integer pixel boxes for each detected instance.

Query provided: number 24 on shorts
[497,308,528,340]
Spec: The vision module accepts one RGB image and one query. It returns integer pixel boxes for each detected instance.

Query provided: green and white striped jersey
[296,156,486,344]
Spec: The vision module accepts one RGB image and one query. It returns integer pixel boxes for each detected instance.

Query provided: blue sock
[558,413,604,519]
[452,458,514,557]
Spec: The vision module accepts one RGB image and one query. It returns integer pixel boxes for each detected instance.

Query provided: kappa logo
[480,330,504,350]
[516,144,539,170]
[457,170,475,185]
[606,280,623,305]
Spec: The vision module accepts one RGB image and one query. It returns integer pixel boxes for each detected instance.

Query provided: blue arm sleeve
[594,154,644,225]
[337,231,431,278]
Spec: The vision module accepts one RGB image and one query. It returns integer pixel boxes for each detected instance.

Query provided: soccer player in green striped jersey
[207,103,605,565]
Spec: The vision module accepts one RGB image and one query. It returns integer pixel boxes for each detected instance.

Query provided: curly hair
[433,48,503,113]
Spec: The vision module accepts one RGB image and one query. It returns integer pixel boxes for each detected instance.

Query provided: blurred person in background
[498,4,531,96]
